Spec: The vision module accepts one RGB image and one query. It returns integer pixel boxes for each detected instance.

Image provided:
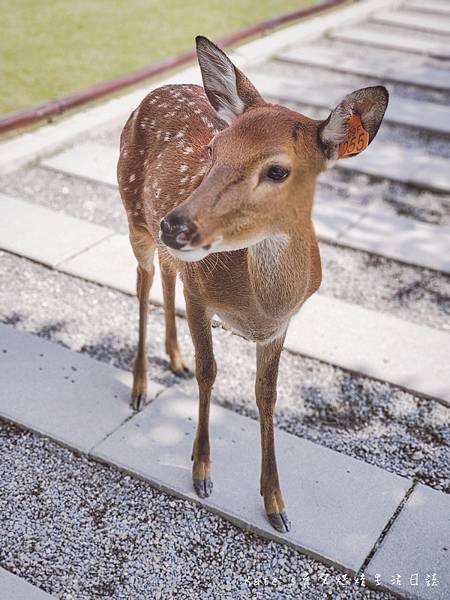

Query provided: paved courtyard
[0,0,449,598]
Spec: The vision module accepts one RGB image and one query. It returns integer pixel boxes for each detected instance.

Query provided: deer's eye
[266,165,290,182]
[207,145,213,158]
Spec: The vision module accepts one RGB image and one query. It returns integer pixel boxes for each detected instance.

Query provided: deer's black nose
[160,214,198,250]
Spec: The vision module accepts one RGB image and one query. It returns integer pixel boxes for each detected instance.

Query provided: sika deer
[117,36,388,532]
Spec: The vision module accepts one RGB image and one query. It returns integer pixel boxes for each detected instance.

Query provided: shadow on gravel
[1,313,72,350]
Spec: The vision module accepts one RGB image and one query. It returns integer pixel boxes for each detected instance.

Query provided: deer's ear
[319,86,389,161]
[196,35,264,124]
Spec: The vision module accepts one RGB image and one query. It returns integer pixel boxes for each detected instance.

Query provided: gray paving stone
[333,27,450,59]
[91,388,412,573]
[252,73,450,135]
[0,324,164,453]
[373,9,450,35]
[366,485,450,600]
[0,568,56,599]
[279,45,450,91]
[313,193,368,242]
[286,295,450,407]
[60,234,186,313]
[406,0,450,16]
[43,141,119,187]
[339,210,450,274]
[338,139,450,193]
[0,194,112,267]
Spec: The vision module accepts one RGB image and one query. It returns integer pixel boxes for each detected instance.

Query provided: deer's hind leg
[130,224,156,411]
[159,255,189,375]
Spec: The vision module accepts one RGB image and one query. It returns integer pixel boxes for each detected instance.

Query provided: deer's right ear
[196,36,264,124]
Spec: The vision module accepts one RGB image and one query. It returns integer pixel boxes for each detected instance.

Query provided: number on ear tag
[338,114,369,159]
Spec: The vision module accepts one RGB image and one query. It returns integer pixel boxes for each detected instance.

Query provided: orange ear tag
[338,114,369,159]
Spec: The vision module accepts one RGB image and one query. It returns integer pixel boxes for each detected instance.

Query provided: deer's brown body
[118,37,388,532]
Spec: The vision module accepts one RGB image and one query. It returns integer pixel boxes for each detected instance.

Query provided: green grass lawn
[1,0,318,116]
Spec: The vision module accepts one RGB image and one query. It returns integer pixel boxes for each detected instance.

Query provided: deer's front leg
[185,292,216,498]
[256,334,291,533]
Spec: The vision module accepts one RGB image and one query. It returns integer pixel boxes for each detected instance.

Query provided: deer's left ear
[319,86,389,161]
[196,35,265,124]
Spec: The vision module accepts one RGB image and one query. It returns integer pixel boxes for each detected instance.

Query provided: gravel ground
[0,421,395,600]
[1,251,448,494]
[319,243,450,332]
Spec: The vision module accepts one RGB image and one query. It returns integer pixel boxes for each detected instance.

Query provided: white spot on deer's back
[180,164,188,173]
[129,174,136,182]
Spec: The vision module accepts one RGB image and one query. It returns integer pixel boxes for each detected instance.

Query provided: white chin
[166,246,211,262]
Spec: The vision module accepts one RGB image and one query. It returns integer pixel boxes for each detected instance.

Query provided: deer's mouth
[162,233,224,262]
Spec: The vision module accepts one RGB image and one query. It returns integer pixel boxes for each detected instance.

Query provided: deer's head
[160,36,388,262]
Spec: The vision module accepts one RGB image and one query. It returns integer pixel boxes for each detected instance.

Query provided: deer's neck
[247,224,315,318]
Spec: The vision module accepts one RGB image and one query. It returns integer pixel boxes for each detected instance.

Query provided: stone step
[0,324,415,576]
[278,45,450,92]
[338,210,450,274]
[251,73,450,135]
[332,26,450,59]
[338,140,450,194]
[373,9,450,35]
[0,193,112,268]
[91,388,412,574]
[366,484,450,600]
[405,0,450,17]
[285,295,450,407]
[0,324,164,453]
[43,142,118,188]
[0,568,57,600]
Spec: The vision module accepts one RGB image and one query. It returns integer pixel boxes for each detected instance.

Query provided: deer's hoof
[193,477,213,498]
[268,511,291,533]
[170,355,192,378]
[131,390,146,412]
